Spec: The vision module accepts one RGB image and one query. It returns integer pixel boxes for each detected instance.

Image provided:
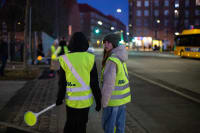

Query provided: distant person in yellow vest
[50,38,69,77]
[49,39,59,77]
[101,33,131,133]
[56,32,101,133]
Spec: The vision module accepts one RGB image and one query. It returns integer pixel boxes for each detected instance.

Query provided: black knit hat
[103,33,121,48]
[68,32,89,52]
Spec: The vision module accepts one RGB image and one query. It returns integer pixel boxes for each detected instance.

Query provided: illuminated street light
[111,27,115,30]
[97,21,103,25]
[116,8,122,13]
[126,32,130,36]
[17,21,21,25]
[175,32,179,35]
[157,19,160,24]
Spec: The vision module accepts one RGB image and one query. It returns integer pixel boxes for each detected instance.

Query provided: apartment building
[79,3,126,47]
[128,0,200,50]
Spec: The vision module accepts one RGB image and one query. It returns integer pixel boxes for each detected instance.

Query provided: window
[136,10,142,16]
[144,29,149,36]
[136,19,142,26]
[144,0,149,7]
[137,1,142,7]
[154,0,159,7]
[164,0,169,7]
[144,19,149,26]
[195,9,200,16]
[185,10,189,18]
[164,10,169,16]
[175,0,179,8]
[164,20,169,26]
[195,19,200,25]
[144,10,149,16]
[185,0,189,7]
[184,19,189,28]
[154,10,159,17]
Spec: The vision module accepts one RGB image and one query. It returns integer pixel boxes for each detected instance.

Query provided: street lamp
[155,19,160,40]
[97,21,103,25]
[111,27,115,31]
[116,8,122,13]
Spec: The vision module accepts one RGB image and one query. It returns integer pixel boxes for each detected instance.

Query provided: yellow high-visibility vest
[51,45,56,54]
[59,52,95,108]
[52,46,68,60]
[106,56,131,106]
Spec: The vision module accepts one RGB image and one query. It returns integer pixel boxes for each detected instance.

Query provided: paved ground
[0,69,131,133]
[0,51,199,133]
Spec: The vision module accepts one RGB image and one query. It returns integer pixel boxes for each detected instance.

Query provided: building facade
[0,0,80,62]
[128,0,200,50]
[0,0,80,39]
[79,4,126,48]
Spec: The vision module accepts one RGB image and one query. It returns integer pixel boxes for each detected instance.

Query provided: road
[96,51,200,133]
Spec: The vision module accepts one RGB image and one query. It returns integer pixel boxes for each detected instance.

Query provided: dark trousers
[64,106,90,133]
[0,56,7,76]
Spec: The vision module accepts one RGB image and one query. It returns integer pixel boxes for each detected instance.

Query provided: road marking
[129,72,200,104]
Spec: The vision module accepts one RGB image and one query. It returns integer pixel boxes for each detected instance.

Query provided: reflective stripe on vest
[66,93,92,101]
[66,86,90,92]
[59,53,94,108]
[115,83,129,90]
[107,56,131,106]
[111,92,131,99]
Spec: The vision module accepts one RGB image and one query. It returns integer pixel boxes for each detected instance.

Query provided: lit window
[136,10,142,16]
[144,0,149,7]
[175,0,179,8]
[137,1,142,7]
[144,10,149,16]
[164,10,169,16]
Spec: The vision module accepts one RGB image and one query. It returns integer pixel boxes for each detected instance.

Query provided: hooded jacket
[101,45,128,108]
[56,32,101,110]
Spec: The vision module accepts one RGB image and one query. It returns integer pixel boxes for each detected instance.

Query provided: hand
[56,100,63,106]
[95,103,101,112]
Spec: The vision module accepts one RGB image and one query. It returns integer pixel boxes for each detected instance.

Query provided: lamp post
[155,19,160,40]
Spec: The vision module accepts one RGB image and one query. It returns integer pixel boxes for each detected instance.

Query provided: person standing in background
[0,38,8,76]
[49,39,59,77]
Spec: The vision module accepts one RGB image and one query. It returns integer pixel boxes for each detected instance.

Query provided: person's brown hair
[102,48,112,68]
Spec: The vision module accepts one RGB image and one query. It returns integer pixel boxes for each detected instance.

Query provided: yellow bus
[174,29,200,58]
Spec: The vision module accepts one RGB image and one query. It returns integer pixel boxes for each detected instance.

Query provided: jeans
[102,105,126,133]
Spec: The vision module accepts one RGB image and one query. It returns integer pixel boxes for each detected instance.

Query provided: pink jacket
[101,45,128,108]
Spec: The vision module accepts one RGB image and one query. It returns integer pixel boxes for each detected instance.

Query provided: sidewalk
[0,70,126,133]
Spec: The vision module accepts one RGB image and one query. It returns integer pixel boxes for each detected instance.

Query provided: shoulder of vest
[108,56,120,62]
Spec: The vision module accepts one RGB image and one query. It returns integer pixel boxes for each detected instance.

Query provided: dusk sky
[77,0,129,26]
